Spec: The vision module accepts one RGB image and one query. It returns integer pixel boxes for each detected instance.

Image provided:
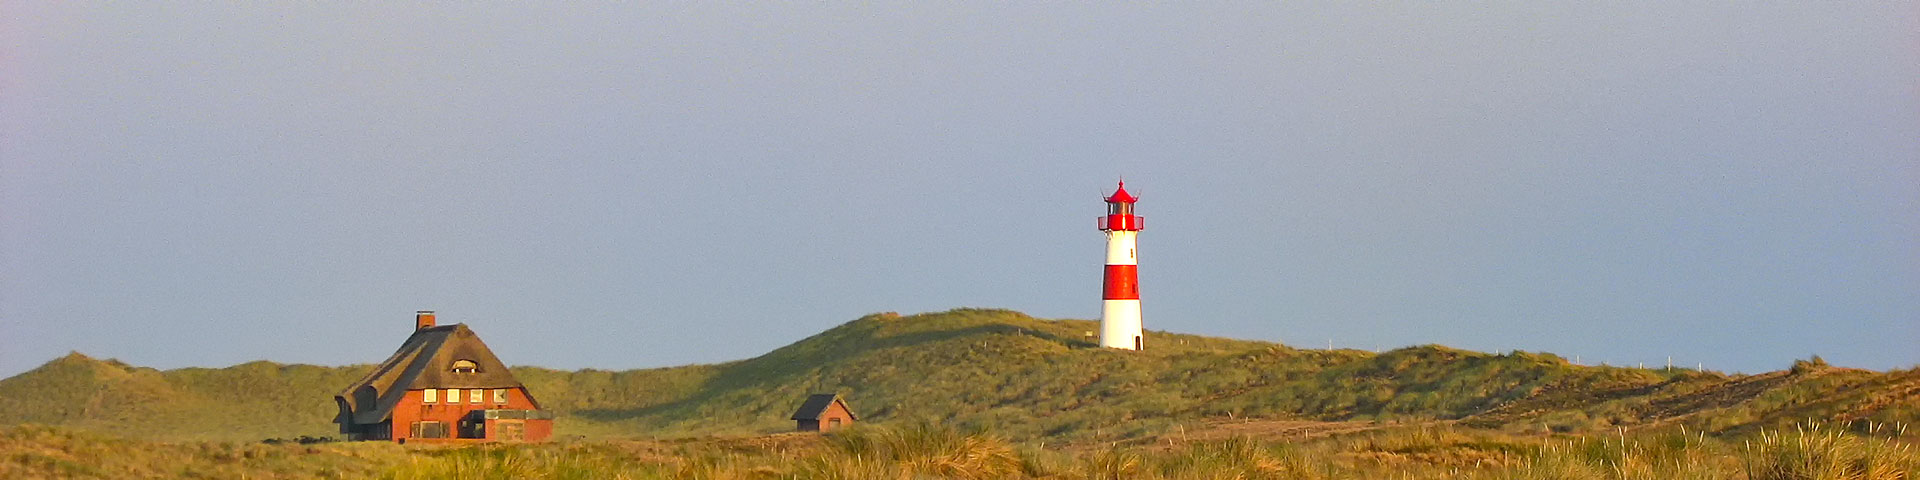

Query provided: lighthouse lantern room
[1098,181,1144,350]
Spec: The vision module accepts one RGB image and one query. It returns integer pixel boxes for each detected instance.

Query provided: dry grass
[8,421,1912,479]
[1741,423,1916,480]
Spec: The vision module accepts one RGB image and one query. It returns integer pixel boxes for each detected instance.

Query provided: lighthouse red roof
[1105,181,1137,203]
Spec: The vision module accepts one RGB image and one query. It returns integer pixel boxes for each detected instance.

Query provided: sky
[2,3,1915,379]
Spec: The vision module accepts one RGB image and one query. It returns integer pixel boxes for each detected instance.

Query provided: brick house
[334,311,554,443]
[791,393,857,432]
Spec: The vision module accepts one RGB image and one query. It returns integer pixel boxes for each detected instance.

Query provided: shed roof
[790,393,858,421]
[335,324,535,425]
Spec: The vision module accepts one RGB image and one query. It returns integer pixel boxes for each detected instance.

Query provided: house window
[423,388,437,403]
[469,389,482,404]
[411,421,448,439]
[460,419,486,439]
[493,389,508,404]
[829,418,842,429]
[448,388,462,404]
[451,359,480,373]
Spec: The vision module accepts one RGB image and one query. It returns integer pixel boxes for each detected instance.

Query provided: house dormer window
[451,359,480,374]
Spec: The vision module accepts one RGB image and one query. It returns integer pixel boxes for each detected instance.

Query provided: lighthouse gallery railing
[1098,216,1144,231]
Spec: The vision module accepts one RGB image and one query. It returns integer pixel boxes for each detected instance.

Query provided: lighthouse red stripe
[1102,264,1139,300]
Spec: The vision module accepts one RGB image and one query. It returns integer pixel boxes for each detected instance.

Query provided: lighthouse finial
[1105,178,1137,203]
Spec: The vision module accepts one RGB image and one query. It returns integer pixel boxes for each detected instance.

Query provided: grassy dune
[2,309,1916,444]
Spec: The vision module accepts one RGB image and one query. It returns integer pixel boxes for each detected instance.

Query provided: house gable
[335,324,537,426]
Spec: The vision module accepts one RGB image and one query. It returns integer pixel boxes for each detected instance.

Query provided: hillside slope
[0,353,369,440]
[2,309,1915,441]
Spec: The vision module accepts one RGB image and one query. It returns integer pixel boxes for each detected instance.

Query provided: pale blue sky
[3,3,1915,378]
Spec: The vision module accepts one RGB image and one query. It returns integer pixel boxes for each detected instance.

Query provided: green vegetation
[0,353,368,440]
[2,308,1915,445]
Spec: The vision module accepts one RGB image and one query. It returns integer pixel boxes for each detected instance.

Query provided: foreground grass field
[6,421,1914,479]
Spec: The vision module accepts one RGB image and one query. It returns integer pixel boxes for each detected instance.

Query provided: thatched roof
[335,324,536,425]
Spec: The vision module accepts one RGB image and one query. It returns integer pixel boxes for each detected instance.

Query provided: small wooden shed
[790,393,857,432]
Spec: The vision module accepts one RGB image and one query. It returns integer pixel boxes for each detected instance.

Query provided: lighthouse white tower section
[1098,181,1144,350]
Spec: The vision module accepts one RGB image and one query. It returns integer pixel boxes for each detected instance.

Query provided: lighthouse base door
[1135,336,1142,350]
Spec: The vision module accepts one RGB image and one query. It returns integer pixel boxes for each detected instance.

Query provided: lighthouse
[1098,181,1144,350]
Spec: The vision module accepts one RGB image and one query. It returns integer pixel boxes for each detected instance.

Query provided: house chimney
[416,310,436,330]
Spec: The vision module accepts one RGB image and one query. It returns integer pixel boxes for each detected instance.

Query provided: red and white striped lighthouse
[1098,181,1144,350]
